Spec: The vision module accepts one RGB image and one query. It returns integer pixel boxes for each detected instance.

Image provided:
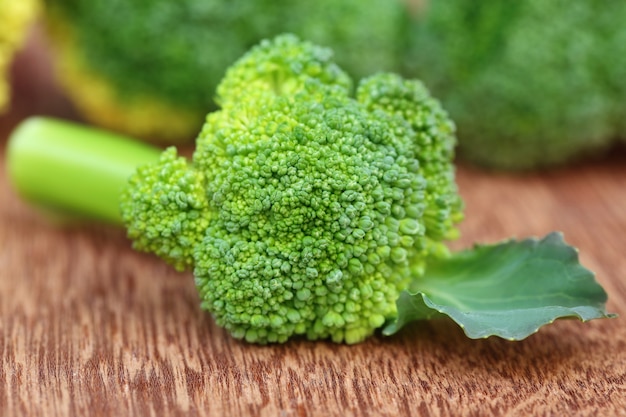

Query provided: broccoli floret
[0,0,39,112]
[405,0,626,170]
[8,35,462,344]
[43,0,412,143]
[128,35,461,343]
[121,148,211,271]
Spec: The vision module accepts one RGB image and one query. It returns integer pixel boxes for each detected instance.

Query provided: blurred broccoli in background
[405,0,626,170]
[44,0,414,143]
[0,0,39,112]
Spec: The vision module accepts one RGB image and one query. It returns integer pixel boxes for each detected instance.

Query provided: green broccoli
[43,0,412,143]
[7,35,612,344]
[0,0,39,112]
[404,0,626,170]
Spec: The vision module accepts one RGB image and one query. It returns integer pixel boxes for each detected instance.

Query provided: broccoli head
[0,0,39,112]
[119,35,462,343]
[405,0,626,170]
[43,0,413,143]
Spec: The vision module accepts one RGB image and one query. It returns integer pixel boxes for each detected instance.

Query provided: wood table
[1,34,625,417]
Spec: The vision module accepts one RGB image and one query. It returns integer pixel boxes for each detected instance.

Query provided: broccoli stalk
[7,35,613,345]
[8,117,161,224]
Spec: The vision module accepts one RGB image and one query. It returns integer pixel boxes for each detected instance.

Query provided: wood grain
[1,31,626,417]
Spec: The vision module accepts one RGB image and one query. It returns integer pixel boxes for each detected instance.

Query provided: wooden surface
[1,32,626,417]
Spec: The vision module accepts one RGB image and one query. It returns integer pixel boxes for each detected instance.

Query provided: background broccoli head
[121,35,462,344]
[44,0,413,143]
[405,0,626,170]
[0,0,39,112]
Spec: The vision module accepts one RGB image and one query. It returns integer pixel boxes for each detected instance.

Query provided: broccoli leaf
[384,232,615,340]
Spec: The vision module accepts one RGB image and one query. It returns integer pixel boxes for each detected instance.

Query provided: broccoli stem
[7,117,162,224]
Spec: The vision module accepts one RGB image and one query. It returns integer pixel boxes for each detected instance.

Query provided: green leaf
[384,232,615,340]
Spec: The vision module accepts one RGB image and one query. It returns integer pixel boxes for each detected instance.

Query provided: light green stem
[7,117,162,224]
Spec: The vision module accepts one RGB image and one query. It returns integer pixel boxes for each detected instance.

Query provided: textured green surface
[120,35,462,344]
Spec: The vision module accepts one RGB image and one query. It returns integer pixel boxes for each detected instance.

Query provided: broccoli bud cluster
[121,35,462,344]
